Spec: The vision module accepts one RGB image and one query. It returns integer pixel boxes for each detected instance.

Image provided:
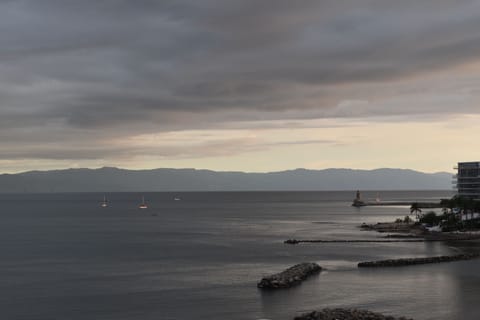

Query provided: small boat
[101,195,108,207]
[174,196,181,201]
[139,196,148,209]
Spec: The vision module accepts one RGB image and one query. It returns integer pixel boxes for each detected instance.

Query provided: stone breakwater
[294,308,413,320]
[257,262,321,289]
[358,253,479,268]
[284,239,426,244]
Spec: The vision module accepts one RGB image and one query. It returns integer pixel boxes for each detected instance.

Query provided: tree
[410,202,422,220]
[436,195,480,230]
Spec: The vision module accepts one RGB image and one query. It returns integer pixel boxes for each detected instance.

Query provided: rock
[257,262,321,289]
[294,308,413,320]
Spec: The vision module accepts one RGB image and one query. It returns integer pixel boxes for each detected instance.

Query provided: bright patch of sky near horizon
[1,1,480,174]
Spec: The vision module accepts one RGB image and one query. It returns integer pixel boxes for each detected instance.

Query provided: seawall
[358,254,479,267]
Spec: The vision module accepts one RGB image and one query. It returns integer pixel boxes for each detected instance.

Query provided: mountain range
[0,167,453,192]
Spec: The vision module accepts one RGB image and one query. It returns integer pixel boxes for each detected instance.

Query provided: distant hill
[0,167,453,192]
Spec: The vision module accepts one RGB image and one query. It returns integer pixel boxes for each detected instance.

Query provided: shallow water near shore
[2,190,480,320]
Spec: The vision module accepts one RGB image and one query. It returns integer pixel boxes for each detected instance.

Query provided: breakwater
[285,232,480,244]
[294,308,413,320]
[285,239,427,244]
[363,201,440,208]
[358,253,479,267]
[257,262,321,289]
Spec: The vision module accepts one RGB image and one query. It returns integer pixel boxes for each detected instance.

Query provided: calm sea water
[2,190,480,320]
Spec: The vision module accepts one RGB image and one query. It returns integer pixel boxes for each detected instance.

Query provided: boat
[101,195,108,207]
[174,196,181,201]
[139,195,148,209]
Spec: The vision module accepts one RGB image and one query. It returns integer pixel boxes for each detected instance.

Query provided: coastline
[360,221,480,241]
[284,221,480,244]
[281,210,480,319]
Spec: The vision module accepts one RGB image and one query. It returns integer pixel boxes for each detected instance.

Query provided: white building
[455,161,480,199]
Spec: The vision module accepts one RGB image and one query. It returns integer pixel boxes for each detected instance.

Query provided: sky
[2,0,480,174]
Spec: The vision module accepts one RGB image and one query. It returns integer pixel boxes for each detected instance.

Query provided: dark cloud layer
[1,0,480,161]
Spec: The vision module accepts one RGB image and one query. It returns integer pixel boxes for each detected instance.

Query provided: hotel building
[455,161,480,199]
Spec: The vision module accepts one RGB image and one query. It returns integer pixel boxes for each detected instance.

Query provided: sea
[2,190,480,320]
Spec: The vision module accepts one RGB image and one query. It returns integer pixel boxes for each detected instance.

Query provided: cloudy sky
[2,0,480,173]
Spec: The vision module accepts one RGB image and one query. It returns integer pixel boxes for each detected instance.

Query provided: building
[455,161,480,199]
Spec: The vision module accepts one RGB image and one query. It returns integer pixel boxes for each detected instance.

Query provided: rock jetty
[358,253,479,268]
[294,308,413,320]
[353,201,441,208]
[285,239,300,244]
[284,239,426,244]
[257,262,321,289]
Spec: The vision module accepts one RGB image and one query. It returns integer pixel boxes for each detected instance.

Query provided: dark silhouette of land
[0,167,452,193]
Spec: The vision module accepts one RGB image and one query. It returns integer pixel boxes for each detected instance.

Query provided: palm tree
[410,202,422,220]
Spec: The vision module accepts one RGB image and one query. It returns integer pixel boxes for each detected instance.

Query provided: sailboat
[101,195,108,207]
[139,195,148,209]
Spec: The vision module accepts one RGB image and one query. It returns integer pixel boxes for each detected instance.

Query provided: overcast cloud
[1,0,480,170]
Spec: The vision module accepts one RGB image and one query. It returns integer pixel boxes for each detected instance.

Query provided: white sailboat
[101,195,108,207]
[139,195,148,209]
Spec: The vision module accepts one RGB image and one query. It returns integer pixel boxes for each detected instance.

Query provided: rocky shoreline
[360,222,425,234]
[284,221,480,245]
[294,308,413,320]
[257,262,321,289]
[360,222,480,241]
[358,253,479,267]
[272,213,480,319]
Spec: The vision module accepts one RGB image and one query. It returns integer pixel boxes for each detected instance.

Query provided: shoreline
[284,222,480,244]
[280,202,479,319]
[361,221,480,241]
